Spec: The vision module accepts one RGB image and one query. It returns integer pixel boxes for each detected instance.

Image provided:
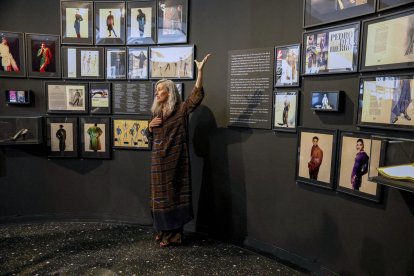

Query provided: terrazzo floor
[0,221,306,275]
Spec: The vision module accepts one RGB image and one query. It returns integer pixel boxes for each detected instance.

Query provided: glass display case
[0,116,43,145]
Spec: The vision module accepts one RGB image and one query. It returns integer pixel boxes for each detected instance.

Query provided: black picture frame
[26,33,61,79]
[89,82,112,115]
[311,91,341,112]
[112,81,153,115]
[157,0,188,44]
[360,8,414,72]
[5,90,32,105]
[275,44,301,88]
[336,131,383,202]
[80,116,111,159]
[112,117,151,150]
[149,45,194,79]
[62,46,105,79]
[127,0,156,45]
[303,0,376,28]
[46,116,79,158]
[377,0,414,11]
[302,22,360,76]
[61,1,94,45]
[95,1,126,45]
[272,91,299,132]
[296,127,338,189]
[127,47,149,79]
[0,31,26,78]
[106,47,127,79]
[46,82,89,114]
[357,74,414,132]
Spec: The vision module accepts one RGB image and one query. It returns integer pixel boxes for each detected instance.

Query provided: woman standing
[351,139,369,191]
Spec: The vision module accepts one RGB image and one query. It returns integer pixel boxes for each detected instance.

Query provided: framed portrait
[336,131,383,202]
[128,47,148,79]
[303,0,376,28]
[0,31,26,78]
[95,1,126,45]
[112,118,151,150]
[46,116,78,158]
[61,1,93,45]
[127,0,156,45]
[26,33,61,79]
[311,91,341,112]
[149,45,194,79]
[106,47,127,79]
[357,75,414,131]
[303,22,360,76]
[89,82,111,115]
[62,46,104,79]
[296,128,338,189]
[80,117,111,159]
[157,0,188,44]
[46,82,89,114]
[378,0,414,11]
[112,82,153,115]
[272,91,299,132]
[360,9,414,72]
[275,44,301,88]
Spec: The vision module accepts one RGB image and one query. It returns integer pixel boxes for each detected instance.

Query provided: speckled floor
[0,222,306,275]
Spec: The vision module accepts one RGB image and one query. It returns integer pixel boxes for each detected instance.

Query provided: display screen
[5,90,31,104]
[311,91,340,111]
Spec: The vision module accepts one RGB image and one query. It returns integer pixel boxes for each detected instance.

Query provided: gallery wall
[1,0,414,275]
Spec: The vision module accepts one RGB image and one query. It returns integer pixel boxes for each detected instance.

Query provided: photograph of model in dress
[107,49,126,79]
[275,45,299,87]
[273,92,297,129]
[67,88,85,110]
[84,123,105,152]
[0,35,20,72]
[31,40,55,73]
[128,48,148,79]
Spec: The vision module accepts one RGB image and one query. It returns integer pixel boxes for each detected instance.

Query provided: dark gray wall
[1,0,414,275]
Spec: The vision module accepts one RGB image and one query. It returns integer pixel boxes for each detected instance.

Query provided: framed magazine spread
[62,46,104,79]
[272,91,299,132]
[46,82,89,114]
[89,82,111,115]
[274,44,301,88]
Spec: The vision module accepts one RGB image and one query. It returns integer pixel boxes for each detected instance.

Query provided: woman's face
[155,83,169,104]
[356,141,364,151]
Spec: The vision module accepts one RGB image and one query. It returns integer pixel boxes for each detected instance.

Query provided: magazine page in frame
[0,31,26,77]
[273,91,299,132]
[378,0,414,11]
[89,82,111,114]
[149,45,194,79]
[127,0,156,45]
[303,22,360,75]
[47,116,78,158]
[61,1,93,45]
[360,9,414,72]
[275,44,301,88]
[128,47,148,79]
[80,117,111,159]
[112,118,151,150]
[62,47,104,79]
[46,82,89,114]
[296,128,337,189]
[95,1,126,45]
[157,0,188,44]
[106,47,127,79]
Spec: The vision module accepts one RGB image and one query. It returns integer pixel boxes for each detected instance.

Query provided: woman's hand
[195,54,211,72]
[149,116,162,132]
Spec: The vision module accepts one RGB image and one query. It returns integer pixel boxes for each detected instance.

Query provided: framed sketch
[336,131,383,202]
[360,9,414,72]
[106,47,126,79]
[157,0,188,44]
[128,47,148,79]
[46,82,89,114]
[89,82,111,114]
[303,0,376,28]
[149,45,194,79]
[26,33,61,79]
[275,44,301,88]
[296,128,337,189]
[80,117,111,159]
[303,22,360,75]
[61,1,93,45]
[112,118,151,150]
[127,0,156,45]
[46,116,78,158]
[62,46,104,79]
[357,75,414,131]
[378,0,414,11]
[0,31,26,77]
[311,91,341,112]
[272,91,299,132]
[95,1,126,45]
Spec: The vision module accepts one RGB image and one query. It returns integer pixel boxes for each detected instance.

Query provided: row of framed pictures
[46,116,151,159]
[60,0,188,45]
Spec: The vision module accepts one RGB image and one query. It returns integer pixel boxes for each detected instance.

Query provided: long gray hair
[151,79,182,117]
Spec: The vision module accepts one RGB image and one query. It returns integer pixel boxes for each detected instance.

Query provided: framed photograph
[46,116,78,158]
[296,128,338,189]
[157,0,188,44]
[360,9,414,72]
[302,22,360,75]
[62,46,104,79]
[149,45,194,79]
[303,0,376,28]
[336,131,383,202]
[357,75,414,131]
[26,33,61,78]
[61,1,93,45]
[106,47,127,79]
[95,1,126,45]
[80,117,111,159]
[275,44,301,88]
[46,82,89,114]
[378,0,414,11]
[128,47,148,79]
[127,0,156,45]
[311,91,341,112]
[89,82,111,115]
[112,118,151,150]
[272,91,299,132]
[0,31,26,77]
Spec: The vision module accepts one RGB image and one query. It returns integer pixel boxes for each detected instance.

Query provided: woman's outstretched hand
[195,54,211,72]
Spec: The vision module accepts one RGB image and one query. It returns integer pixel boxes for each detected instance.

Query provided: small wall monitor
[311,91,341,112]
[5,90,32,105]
